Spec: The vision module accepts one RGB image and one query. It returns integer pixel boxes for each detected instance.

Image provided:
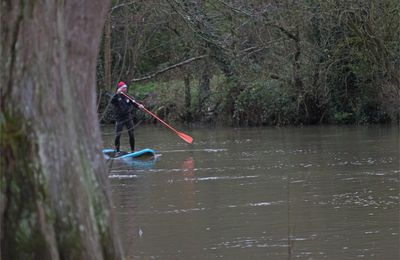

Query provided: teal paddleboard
[103,148,156,160]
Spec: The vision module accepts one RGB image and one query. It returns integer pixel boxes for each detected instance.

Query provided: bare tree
[0,1,123,259]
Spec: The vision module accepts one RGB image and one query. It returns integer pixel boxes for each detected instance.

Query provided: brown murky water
[102,125,399,260]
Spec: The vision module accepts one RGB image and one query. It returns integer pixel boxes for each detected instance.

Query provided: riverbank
[97,77,399,127]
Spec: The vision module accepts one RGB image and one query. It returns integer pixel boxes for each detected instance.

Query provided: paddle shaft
[120,92,193,144]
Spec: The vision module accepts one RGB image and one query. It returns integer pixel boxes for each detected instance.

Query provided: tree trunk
[292,28,306,120]
[198,58,211,114]
[104,14,112,90]
[0,1,123,259]
[184,74,192,122]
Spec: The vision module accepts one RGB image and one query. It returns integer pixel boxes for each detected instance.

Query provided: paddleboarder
[111,81,143,153]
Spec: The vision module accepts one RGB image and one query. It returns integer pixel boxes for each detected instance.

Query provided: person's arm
[111,94,118,105]
[128,96,144,109]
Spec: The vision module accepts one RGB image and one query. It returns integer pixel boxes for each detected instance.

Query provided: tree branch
[131,55,207,82]
[110,1,136,13]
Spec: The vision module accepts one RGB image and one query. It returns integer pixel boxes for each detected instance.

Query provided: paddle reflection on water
[103,125,399,260]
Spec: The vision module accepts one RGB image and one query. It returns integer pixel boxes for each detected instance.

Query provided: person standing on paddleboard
[111,81,143,153]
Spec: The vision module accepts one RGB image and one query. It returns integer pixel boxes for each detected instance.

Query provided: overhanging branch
[131,54,207,82]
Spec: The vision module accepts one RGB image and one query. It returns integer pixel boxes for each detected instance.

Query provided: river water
[102,125,399,260]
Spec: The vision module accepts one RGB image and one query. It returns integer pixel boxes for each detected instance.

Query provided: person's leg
[114,120,124,152]
[126,119,135,152]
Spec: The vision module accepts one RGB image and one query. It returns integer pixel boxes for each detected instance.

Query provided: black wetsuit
[111,93,138,152]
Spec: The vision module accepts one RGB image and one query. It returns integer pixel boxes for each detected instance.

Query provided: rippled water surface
[102,125,399,259]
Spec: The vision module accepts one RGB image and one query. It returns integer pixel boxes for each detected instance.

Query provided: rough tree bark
[0,1,123,259]
[104,13,112,90]
[198,57,211,117]
[184,73,192,122]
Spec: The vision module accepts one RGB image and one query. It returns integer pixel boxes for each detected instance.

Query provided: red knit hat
[117,81,127,89]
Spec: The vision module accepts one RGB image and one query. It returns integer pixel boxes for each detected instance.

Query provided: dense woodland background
[98,0,399,126]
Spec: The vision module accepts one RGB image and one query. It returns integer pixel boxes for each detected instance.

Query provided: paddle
[120,92,193,144]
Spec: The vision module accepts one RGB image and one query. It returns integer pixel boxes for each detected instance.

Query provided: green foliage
[233,80,298,126]
[331,98,391,124]
[129,81,157,99]
[136,30,174,75]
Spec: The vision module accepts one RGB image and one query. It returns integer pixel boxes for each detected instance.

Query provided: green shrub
[233,80,298,126]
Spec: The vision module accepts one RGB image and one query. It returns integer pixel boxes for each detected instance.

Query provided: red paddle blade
[178,131,193,144]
